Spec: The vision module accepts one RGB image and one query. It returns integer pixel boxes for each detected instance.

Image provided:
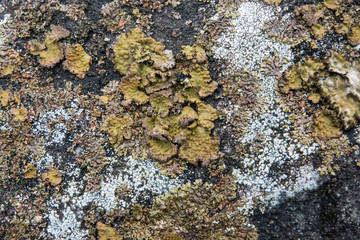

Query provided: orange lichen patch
[96,222,123,240]
[24,163,37,179]
[42,168,62,186]
[313,112,342,140]
[119,77,149,106]
[10,107,28,121]
[63,44,91,79]
[178,126,219,165]
[183,64,218,98]
[0,90,13,106]
[102,115,134,145]
[181,45,207,63]
[29,25,70,68]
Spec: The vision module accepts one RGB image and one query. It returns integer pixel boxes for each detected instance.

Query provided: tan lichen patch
[324,0,342,10]
[0,90,13,106]
[42,168,62,186]
[311,24,328,40]
[29,25,70,68]
[308,93,321,103]
[348,24,360,46]
[24,163,38,179]
[1,64,14,76]
[96,222,123,240]
[313,112,342,140]
[10,107,28,121]
[63,44,91,79]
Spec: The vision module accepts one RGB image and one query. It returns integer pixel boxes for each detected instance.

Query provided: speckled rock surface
[1,0,360,239]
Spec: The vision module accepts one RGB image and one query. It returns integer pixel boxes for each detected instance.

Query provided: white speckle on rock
[214,1,293,72]
[46,156,184,239]
[214,1,320,212]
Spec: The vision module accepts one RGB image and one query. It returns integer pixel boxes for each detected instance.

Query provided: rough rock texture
[1,0,360,239]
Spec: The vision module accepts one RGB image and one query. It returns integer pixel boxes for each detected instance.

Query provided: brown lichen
[313,111,342,140]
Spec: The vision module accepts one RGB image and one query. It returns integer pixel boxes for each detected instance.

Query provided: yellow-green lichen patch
[63,44,91,79]
[96,222,123,240]
[102,115,134,145]
[149,90,173,117]
[105,28,219,166]
[196,99,218,130]
[119,77,149,106]
[24,163,38,179]
[148,137,178,162]
[113,28,173,76]
[182,64,218,98]
[29,25,70,68]
[145,102,219,165]
[313,112,342,140]
[10,107,28,121]
[323,0,342,10]
[178,126,219,165]
[319,52,360,128]
[281,57,325,93]
[181,44,207,63]
[42,168,63,186]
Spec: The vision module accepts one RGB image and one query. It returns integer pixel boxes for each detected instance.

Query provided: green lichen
[106,28,219,165]
[62,44,91,79]
[281,57,325,93]
[29,25,70,68]
[102,115,134,145]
